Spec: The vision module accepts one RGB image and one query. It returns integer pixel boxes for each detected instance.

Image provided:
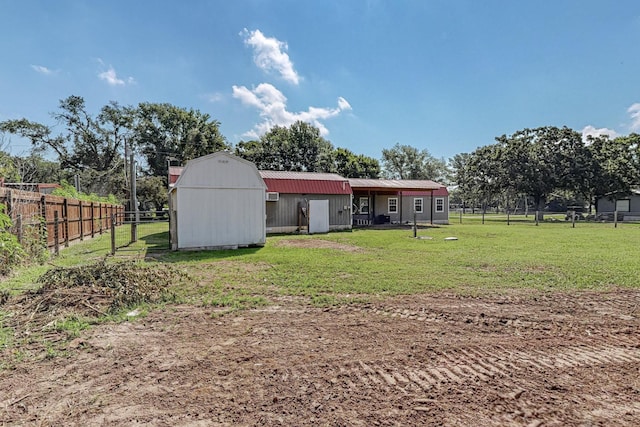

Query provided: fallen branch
[82,301,108,316]
[7,393,32,407]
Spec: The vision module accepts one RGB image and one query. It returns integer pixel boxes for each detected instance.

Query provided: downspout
[430,189,434,225]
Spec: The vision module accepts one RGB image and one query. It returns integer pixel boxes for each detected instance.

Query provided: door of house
[308,200,329,234]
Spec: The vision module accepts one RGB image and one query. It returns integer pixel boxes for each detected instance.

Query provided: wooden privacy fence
[0,187,124,250]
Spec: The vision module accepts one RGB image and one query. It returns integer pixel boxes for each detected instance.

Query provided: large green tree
[494,126,585,215]
[11,153,64,185]
[381,143,448,181]
[583,134,638,211]
[1,96,233,201]
[235,121,335,172]
[449,152,478,211]
[135,103,230,178]
[332,148,380,178]
[462,144,503,211]
[455,126,635,217]
[0,96,131,198]
[137,175,168,211]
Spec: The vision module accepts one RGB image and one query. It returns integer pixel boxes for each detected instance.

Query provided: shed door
[309,200,330,234]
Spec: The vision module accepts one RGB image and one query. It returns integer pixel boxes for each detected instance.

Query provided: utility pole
[124,137,129,211]
[130,152,139,243]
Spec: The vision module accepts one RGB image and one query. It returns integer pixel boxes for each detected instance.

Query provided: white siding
[173,152,266,250]
[177,188,265,249]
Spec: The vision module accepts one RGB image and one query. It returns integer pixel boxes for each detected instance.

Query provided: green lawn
[159,218,640,306]
[3,218,639,302]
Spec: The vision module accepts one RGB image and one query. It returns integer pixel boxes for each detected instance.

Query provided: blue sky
[1,0,640,162]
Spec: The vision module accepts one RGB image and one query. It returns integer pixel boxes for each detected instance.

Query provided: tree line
[0,96,449,210]
[450,126,640,216]
[1,96,638,214]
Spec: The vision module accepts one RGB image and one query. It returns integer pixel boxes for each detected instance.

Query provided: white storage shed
[169,152,266,250]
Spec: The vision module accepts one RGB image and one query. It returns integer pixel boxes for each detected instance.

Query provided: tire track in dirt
[3,292,639,426]
[289,340,640,396]
[342,303,543,329]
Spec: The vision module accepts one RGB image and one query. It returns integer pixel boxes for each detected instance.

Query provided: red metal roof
[168,167,446,196]
[260,171,352,195]
[348,178,444,192]
[168,167,352,194]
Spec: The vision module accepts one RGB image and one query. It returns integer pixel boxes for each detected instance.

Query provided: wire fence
[448,209,640,226]
[109,211,170,254]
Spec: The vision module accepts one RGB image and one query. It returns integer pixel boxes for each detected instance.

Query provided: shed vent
[266,192,280,202]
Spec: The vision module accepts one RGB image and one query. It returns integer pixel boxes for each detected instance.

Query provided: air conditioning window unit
[266,192,279,201]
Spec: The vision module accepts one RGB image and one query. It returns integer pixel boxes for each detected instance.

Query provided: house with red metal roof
[349,178,449,225]
[260,171,352,234]
[168,154,449,240]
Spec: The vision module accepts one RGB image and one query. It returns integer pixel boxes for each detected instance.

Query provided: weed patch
[1,260,188,365]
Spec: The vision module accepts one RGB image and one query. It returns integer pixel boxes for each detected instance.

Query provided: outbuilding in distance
[169,151,266,250]
[260,171,353,234]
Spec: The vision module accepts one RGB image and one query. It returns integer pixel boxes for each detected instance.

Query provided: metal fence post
[614,210,618,228]
[413,211,417,238]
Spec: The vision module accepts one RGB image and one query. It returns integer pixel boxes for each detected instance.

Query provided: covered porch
[348,179,449,226]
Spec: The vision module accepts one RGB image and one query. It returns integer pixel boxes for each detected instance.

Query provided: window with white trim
[388,197,398,213]
[435,198,445,212]
[413,198,423,213]
[359,197,369,214]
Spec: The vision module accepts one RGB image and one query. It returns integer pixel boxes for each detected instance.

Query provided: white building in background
[169,151,266,250]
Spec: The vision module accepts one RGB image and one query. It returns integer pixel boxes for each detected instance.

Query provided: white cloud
[31,65,53,75]
[581,125,619,142]
[232,83,351,137]
[97,61,135,86]
[581,103,640,142]
[241,29,300,85]
[337,97,351,110]
[628,103,640,131]
[204,92,224,103]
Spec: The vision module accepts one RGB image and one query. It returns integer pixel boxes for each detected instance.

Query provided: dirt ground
[1,288,640,426]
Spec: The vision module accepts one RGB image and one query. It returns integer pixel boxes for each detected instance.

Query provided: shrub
[19,216,49,265]
[52,179,120,204]
[0,204,26,275]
